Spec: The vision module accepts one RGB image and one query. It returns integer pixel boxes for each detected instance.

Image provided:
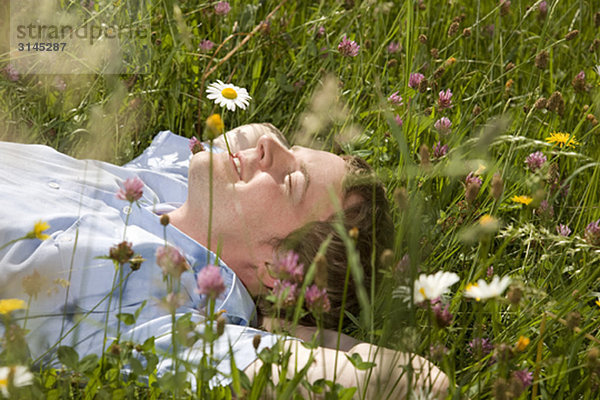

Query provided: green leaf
[129,357,145,376]
[141,336,155,352]
[134,300,147,319]
[144,353,159,374]
[79,354,99,375]
[46,388,61,400]
[116,313,135,325]
[345,352,376,371]
[228,344,243,397]
[57,345,79,370]
[337,387,358,400]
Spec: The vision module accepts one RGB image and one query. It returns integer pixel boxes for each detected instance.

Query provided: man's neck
[167,203,208,248]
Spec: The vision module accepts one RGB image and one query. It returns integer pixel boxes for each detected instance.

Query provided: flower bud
[160,214,170,226]
[465,183,480,205]
[490,173,503,200]
[547,91,565,116]
[380,249,394,268]
[205,114,224,140]
[447,21,459,37]
[253,334,262,350]
[506,286,523,305]
[189,137,205,154]
[534,50,549,69]
[129,255,144,271]
[565,29,579,41]
[216,315,226,337]
[566,311,581,330]
[110,343,121,356]
[109,241,134,265]
[534,97,547,110]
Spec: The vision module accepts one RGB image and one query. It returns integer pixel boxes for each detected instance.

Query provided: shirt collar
[129,203,257,326]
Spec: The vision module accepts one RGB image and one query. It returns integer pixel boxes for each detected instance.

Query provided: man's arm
[243,340,449,399]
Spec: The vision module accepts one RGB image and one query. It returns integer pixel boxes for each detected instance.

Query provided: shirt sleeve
[122,312,289,388]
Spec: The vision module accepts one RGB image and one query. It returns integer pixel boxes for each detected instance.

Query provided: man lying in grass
[0,123,448,398]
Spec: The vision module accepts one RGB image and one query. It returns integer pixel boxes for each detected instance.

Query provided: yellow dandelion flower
[444,57,457,68]
[0,298,27,315]
[205,114,224,140]
[545,132,579,148]
[479,214,497,226]
[515,335,530,352]
[511,195,533,206]
[596,298,600,308]
[25,220,50,240]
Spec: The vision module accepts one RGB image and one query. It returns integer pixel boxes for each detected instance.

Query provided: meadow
[1,0,600,398]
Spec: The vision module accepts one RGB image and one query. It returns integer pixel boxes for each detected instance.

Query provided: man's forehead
[295,146,346,206]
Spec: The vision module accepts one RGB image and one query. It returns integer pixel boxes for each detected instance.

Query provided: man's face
[187,130,347,295]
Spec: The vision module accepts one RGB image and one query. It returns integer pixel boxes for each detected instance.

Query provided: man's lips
[230,153,242,181]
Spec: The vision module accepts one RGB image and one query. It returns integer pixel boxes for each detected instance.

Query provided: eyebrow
[291,146,311,204]
[299,162,310,203]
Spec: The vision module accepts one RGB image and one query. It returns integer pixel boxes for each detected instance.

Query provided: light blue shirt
[0,132,278,386]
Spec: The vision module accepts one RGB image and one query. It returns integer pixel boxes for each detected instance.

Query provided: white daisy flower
[0,365,34,397]
[464,275,512,301]
[414,271,460,303]
[206,80,251,111]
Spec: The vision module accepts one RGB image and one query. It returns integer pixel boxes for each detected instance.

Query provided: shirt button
[122,206,132,215]
[48,182,60,189]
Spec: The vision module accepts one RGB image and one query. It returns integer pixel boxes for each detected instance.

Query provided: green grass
[2,0,600,398]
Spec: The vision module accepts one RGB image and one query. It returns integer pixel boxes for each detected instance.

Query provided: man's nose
[257,135,293,175]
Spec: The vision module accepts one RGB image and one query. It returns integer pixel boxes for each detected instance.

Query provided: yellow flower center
[466,283,480,301]
[419,287,426,299]
[0,378,6,387]
[221,88,238,99]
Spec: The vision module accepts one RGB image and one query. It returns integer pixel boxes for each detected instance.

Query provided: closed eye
[285,171,293,194]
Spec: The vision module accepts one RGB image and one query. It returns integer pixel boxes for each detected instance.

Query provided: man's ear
[256,260,276,291]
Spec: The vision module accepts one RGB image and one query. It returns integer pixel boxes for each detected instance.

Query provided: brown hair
[258,155,394,329]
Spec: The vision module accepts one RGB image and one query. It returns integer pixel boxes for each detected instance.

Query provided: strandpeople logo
[9,0,151,75]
